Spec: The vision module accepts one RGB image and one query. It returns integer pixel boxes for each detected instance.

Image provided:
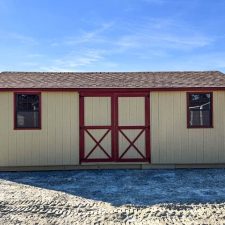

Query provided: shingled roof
[0,71,224,89]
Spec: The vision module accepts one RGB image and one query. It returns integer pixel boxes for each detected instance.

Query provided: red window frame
[14,92,42,130]
[187,92,213,128]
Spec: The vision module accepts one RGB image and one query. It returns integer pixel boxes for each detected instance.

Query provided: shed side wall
[151,91,225,164]
[1,90,225,167]
[0,92,79,166]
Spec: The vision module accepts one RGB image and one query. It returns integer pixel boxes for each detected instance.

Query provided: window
[187,92,212,128]
[14,93,41,129]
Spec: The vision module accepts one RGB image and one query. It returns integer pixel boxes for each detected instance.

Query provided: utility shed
[0,71,225,170]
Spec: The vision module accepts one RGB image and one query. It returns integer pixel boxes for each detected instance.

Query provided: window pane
[17,112,39,128]
[188,93,212,127]
[15,94,40,128]
[16,94,39,112]
[27,95,39,111]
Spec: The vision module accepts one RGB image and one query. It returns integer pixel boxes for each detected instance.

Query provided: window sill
[14,128,42,130]
[187,126,213,129]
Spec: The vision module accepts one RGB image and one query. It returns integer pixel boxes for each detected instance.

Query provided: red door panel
[79,93,150,163]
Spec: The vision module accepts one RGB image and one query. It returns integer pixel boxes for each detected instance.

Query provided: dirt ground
[0,169,225,224]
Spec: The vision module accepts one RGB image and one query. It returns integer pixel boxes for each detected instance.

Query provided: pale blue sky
[0,0,225,72]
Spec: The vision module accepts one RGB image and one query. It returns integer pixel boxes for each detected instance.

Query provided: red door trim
[145,94,151,162]
[80,94,114,162]
[111,94,116,161]
[79,92,151,163]
[84,129,111,159]
[114,95,119,161]
[115,93,150,162]
[119,129,146,159]
[79,95,85,163]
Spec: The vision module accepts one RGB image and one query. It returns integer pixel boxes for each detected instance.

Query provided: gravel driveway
[0,169,225,224]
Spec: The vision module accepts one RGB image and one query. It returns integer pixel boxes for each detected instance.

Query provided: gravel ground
[0,169,225,224]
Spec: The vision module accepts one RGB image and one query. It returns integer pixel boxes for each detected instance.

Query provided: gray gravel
[0,169,225,224]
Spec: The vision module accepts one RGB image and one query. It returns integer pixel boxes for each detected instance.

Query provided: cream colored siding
[84,97,111,126]
[118,97,145,126]
[0,93,10,166]
[0,92,79,167]
[1,90,225,167]
[151,91,225,164]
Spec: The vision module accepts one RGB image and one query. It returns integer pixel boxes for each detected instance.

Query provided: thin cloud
[116,33,213,50]
[114,19,214,51]
[26,53,45,58]
[40,49,106,72]
[0,31,38,45]
[0,13,220,72]
[51,22,114,47]
[167,52,225,71]
[49,18,214,57]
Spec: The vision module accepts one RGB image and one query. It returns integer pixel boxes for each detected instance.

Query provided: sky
[0,0,225,72]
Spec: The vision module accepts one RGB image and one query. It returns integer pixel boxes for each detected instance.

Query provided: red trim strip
[118,126,147,129]
[114,95,119,161]
[1,87,224,92]
[79,93,115,97]
[81,126,111,129]
[80,158,114,162]
[114,93,149,97]
[116,158,149,162]
[111,94,116,161]
[79,95,85,163]
[145,94,151,162]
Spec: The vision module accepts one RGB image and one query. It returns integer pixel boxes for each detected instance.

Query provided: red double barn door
[79,93,150,163]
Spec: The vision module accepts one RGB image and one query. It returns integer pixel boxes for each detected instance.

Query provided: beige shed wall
[0,92,79,167]
[1,90,225,168]
[151,91,225,164]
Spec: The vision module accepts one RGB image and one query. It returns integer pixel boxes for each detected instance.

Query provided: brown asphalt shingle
[0,71,224,89]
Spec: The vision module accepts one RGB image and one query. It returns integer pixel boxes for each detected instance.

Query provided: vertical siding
[151,91,225,164]
[2,90,225,167]
[217,92,225,162]
[84,97,111,126]
[151,92,159,162]
[0,93,9,166]
[118,97,145,126]
[0,92,79,167]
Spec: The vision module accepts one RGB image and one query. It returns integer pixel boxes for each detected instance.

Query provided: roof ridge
[0,70,223,74]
